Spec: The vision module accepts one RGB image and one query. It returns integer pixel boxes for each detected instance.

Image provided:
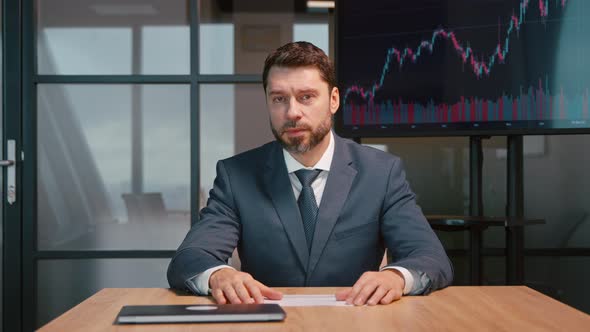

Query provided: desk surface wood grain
[38,286,590,332]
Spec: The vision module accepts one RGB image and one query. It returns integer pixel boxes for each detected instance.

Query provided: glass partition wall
[28,0,332,329]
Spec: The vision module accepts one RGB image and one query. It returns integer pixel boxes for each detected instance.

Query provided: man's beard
[271,115,332,154]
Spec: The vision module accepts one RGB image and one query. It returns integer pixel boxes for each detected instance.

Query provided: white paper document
[264,294,352,307]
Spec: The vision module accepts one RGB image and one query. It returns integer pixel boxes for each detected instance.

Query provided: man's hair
[262,41,336,92]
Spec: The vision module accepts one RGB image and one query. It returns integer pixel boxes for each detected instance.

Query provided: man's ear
[330,87,340,115]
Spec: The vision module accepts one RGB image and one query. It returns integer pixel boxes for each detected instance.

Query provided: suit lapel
[308,135,357,276]
[263,143,309,271]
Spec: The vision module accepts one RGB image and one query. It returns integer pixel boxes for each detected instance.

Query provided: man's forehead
[266,66,328,91]
[267,65,323,79]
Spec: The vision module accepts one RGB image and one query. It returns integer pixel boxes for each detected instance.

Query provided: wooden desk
[38,287,589,331]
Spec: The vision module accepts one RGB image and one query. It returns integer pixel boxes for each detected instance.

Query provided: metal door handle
[3,140,16,204]
[0,160,14,167]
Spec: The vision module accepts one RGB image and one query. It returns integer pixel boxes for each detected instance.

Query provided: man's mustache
[281,121,311,132]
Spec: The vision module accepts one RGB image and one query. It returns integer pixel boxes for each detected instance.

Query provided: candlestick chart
[337,0,590,135]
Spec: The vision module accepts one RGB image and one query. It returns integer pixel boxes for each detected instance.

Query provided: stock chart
[337,0,589,136]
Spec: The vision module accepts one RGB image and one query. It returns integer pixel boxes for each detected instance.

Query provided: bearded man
[168,41,453,306]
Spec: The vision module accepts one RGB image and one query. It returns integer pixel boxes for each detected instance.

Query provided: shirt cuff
[188,265,235,295]
[380,266,414,295]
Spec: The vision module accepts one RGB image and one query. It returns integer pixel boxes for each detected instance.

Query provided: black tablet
[115,304,286,324]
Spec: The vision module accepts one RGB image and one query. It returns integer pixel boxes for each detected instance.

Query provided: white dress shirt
[190,131,416,295]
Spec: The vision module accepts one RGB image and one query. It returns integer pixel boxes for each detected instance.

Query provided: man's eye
[300,95,312,102]
[273,96,286,103]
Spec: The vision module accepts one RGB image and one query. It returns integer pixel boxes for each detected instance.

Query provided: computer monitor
[335,0,590,137]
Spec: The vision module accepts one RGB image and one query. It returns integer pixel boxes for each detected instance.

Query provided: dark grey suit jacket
[168,134,453,294]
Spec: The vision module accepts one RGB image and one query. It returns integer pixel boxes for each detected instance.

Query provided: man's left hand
[335,270,405,306]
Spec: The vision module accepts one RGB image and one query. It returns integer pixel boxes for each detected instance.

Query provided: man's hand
[335,270,405,306]
[209,268,283,304]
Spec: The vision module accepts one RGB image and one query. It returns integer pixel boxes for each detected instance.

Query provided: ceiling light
[307,1,335,9]
[90,4,157,16]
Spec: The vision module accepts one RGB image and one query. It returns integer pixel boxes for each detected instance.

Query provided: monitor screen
[335,0,590,137]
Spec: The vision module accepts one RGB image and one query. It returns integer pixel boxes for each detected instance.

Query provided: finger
[222,285,242,304]
[346,275,369,304]
[352,282,378,306]
[335,288,352,301]
[233,282,255,304]
[258,282,283,300]
[244,280,265,303]
[366,286,388,306]
[380,289,402,305]
[211,288,227,304]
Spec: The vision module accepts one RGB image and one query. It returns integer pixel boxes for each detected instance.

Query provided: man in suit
[168,41,453,306]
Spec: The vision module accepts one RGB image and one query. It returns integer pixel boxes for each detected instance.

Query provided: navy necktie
[295,169,322,251]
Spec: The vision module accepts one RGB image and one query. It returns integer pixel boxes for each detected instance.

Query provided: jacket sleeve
[380,157,454,294]
[167,160,241,292]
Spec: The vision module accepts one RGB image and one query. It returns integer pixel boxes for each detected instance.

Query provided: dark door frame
[3,0,24,331]
[8,0,262,330]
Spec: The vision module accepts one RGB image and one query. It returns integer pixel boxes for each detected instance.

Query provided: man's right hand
[209,268,283,304]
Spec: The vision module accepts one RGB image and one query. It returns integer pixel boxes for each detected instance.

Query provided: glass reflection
[37,84,190,250]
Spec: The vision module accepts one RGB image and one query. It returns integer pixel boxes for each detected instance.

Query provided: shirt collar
[283,131,334,173]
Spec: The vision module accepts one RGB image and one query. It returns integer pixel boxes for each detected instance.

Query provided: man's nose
[286,99,302,120]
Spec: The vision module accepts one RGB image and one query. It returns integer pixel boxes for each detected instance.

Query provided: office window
[199,0,294,75]
[37,0,189,75]
[293,23,329,55]
[199,0,330,74]
[37,84,190,250]
[199,84,272,203]
[141,25,190,74]
[199,23,234,74]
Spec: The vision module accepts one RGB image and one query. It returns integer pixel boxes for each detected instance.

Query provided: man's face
[266,66,339,153]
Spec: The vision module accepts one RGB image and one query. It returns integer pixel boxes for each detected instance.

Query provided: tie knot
[295,169,321,187]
